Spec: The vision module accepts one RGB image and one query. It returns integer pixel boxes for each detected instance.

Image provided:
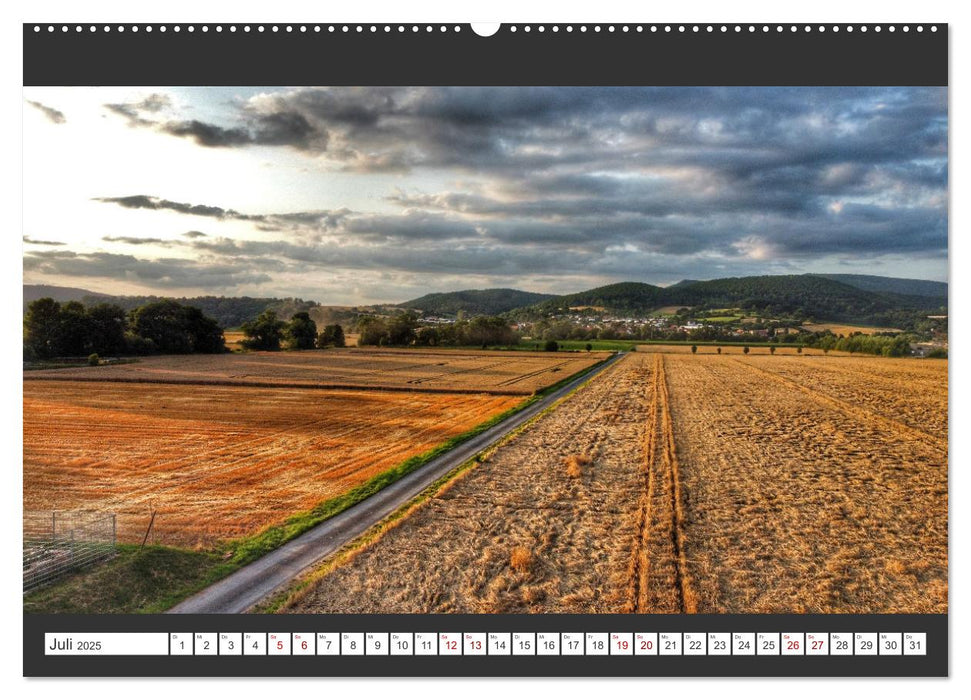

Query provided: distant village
[420,307,807,340]
[415,305,947,357]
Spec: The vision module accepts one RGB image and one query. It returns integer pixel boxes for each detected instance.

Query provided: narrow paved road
[168,352,625,614]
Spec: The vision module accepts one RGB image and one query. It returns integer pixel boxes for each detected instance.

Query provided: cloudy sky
[22,86,947,304]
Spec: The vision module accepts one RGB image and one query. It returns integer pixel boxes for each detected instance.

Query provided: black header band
[24,23,947,87]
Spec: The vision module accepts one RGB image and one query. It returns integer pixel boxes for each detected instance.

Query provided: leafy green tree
[387,312,418,346]
[414,326,440,347]
[286,312,318,350]
[544,339,559,352]
[770,346,776,355]
[743,346,750,355]
[240,310,287,351]
[24,298,64,359]
[181,305,226,354]
[130,300,224,354]
[543,321,575,341]
[691,345,698,354]
[57,301,92,357]
[130,300,194,354]
[86,303,128,356]
[318,324,346,348]
[124,331,156,355]
[465,316,517,347]
[357,316,389,346]
[585,343,593,352]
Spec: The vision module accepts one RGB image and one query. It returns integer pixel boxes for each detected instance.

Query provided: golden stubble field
[801,322,904,336]
[23,381,523,548]
[25,348,608,395]
[285,352,947,614]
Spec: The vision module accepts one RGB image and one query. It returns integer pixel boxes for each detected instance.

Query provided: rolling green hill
[670,275,894,321]
[400,288,556,316]
[510,274,945,325]
[814,273,947,302]
[23,284,107,307]
[533,282,668,315]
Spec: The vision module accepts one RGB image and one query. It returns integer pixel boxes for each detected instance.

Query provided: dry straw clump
[564,454,592,478]
[509,546,533,574]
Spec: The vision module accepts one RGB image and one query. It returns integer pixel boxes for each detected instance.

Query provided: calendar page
[21,20,948,678]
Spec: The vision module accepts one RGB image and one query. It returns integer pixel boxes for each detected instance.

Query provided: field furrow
[658,354,698,613]
[624,356,659,613]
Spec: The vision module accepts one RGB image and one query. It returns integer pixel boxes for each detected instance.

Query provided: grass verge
[22,546,225,614]
[24,354,618,614]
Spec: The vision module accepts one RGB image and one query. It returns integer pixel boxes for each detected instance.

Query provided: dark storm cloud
[123,87,946,174]
[343,212,480,241]
[772,204,947,257]
[158,113,326,149]
[102,235,173,246]
[26,100,66,124]
[160,119,254,147]
[95,195,352,238]
[94,195,266,221]
[105,95,327,150]
[89,87,946,290]
[23,235,66,246]
[105,93,172,126]
[159,232,788,287]
[24,249,272,289]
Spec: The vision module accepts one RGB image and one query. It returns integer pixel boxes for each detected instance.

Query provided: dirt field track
[23,381,522,548]
[25,349,607,396]
[285,352,947,614]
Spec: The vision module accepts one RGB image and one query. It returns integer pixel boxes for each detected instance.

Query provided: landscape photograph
[22,86,947,616]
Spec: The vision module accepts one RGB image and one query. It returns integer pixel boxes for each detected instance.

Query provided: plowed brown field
[25,348,608,396]
[23,381,522,548]
[285,352,947,614]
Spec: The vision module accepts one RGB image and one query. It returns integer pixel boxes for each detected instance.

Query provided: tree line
[23,298,349,359]
[24,298,225,360]
[810,331,914,357]
[356,313,518,348]
[239,310,345,351]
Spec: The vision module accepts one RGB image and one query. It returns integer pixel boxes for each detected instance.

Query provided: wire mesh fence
[23,511,117,593]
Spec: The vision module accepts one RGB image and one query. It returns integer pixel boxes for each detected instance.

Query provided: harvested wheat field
[741,354,948,439]
[25,348,607,395]
[802,322,904,336]
[223,330,246,350]
[23,381,523,548]
[285,351,946,615]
